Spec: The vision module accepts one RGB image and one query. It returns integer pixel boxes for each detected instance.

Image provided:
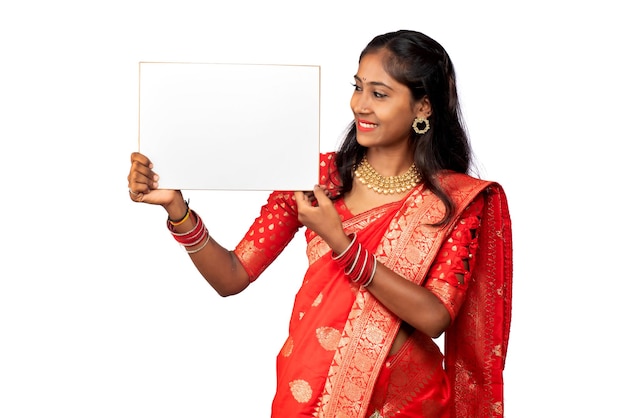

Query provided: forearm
[365,263,450,338]
[187,236,251,296]
[165,200,250,297]
[329,232,450,338]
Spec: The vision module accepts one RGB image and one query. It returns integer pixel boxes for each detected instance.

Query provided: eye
[351,82,362,92]
[373,91,387,99]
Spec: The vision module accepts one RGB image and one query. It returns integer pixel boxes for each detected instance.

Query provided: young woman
[128,30,513,418]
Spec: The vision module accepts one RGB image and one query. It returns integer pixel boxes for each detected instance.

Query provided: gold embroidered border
[316,175,491,418]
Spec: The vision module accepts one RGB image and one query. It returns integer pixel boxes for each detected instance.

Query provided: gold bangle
[169,208,190,226]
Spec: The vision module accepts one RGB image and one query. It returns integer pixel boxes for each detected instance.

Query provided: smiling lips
[357,119,378,132]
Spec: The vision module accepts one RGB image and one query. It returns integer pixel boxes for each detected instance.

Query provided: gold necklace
[354,156,421,194]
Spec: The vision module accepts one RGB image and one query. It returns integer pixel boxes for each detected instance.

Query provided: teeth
[359,121,377,128]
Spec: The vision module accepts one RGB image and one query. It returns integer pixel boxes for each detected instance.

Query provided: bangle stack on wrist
[167,210,210,254]
[331,233,377,288]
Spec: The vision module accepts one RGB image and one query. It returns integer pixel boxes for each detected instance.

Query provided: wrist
[330,233,355,257]
[167,209,211,254]
[163,193,188,222]
[331,232,377,288]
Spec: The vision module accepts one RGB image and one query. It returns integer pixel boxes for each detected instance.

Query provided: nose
[351,91,371,114]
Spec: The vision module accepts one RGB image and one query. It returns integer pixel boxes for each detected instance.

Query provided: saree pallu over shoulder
[314,173,512,418]
[444,179,513,418]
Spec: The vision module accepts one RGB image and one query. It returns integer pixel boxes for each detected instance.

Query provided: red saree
[234,153,513,418]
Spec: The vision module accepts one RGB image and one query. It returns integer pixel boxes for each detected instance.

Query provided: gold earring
[412,117,430,134]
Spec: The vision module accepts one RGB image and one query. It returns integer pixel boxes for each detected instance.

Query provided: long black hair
[334,30,473,225]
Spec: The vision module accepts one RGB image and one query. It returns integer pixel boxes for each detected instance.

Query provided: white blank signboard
[138,62,320,190]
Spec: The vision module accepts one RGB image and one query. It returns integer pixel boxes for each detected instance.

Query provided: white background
[1,1,624,417]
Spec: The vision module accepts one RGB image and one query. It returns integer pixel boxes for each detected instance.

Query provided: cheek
[387,113,414,135]
[396,110,417,130]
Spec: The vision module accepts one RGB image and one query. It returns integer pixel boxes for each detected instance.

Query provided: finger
[129,157,156,179]
[130,152,153,168]
[317,184,332,198]
[312,185,332,206]
[293,191,305,207]
[128,187,144,202]
[128,166,159,186]
[128,173,158,195]
[303,191,318,206]
[128,157,159,193]
[294,190,315,211]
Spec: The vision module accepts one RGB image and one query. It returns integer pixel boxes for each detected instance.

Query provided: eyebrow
[354,75,394,90]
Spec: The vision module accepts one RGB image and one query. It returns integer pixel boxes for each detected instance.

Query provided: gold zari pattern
[289,379,313,403]
[314,177,492,418]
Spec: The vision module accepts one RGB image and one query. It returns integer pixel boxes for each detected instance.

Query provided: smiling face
[350,50,430,152]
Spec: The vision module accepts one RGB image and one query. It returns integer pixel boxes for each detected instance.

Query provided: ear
[414,96,432,118]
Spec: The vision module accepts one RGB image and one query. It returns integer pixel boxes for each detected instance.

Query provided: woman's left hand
[294,185,351,253]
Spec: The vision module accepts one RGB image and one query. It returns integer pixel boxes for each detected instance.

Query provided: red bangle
[361,257,377,288]
[331,233,358,269]
[331,232,377,287]
[168,210,208,247]
[351,250,376,287]
[183,227,208,247]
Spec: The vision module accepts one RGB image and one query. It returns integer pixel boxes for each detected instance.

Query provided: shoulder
[438,171,496,195]
[437,171,509,213]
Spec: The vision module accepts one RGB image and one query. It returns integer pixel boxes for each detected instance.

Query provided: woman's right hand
[127,152,183,209]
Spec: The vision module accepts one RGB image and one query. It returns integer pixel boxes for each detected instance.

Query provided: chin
[355,133,375,148]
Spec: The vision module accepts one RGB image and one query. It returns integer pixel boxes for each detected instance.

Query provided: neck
[365,147,414,177]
